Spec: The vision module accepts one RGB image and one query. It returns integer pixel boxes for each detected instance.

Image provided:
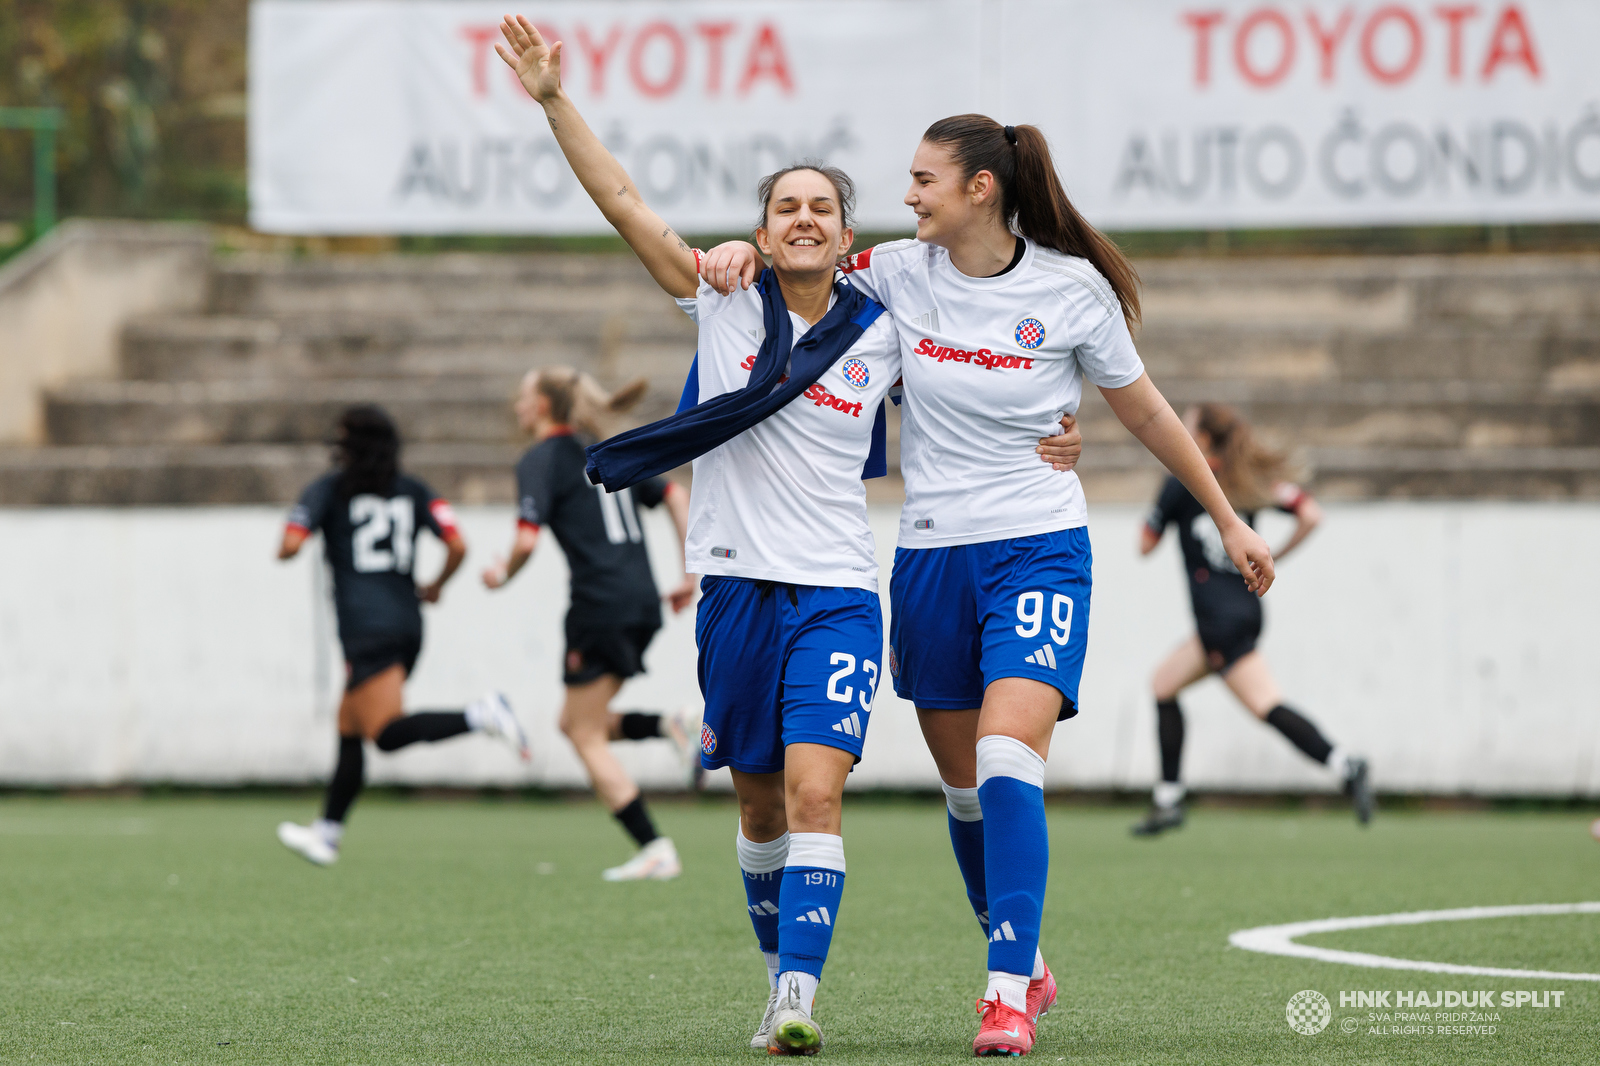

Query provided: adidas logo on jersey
[1024,644,1058,669]
[748,899,779,916]
[990,920,1018,942]
[795,907,833,926]
[831,712,864,739]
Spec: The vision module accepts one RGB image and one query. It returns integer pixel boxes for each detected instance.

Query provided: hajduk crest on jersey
[1014,318,1046,350]
[841,357,870,389]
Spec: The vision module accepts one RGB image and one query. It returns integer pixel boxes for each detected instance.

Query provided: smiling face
[755,169,854,277]
[905,139,1002,248]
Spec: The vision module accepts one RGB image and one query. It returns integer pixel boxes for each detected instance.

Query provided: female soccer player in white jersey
[494,16,903,1054]
[702,115,1276,1057]
[1133,403,1372,836]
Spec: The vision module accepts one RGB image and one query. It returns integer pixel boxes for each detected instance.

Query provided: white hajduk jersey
[675,279,902,590]
[840,238,1144,548]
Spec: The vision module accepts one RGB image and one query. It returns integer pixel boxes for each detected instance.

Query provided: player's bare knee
[786,780,841,833]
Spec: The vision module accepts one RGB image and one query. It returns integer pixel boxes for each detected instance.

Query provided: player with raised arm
[493,16,911,1053]
[275,405,529,867]
[1132,403,1372,836]
[482,366,698,881]
[700,116,1275,1057]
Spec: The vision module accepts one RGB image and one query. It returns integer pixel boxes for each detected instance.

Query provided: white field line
[1229,902,1600,982]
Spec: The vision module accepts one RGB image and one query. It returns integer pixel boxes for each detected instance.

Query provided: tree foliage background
[0,0,248,228]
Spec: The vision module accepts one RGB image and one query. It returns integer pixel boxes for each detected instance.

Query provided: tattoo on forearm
[662,227,689,252]
[547,117,558,133]
[617,185,628,196]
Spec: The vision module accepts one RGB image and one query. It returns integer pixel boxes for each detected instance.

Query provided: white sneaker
[277,821,338,866]
[601,836,681,882]
[663,705,706,789]
[751,983,781,1049]
[469,692,530,761]
[767,974,824,1055]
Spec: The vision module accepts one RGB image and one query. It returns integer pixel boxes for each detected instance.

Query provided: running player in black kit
[276,405,530,866]
[1133,404,1373,835]
[483,368,696,881]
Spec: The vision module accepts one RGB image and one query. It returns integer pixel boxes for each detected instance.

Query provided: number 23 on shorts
[826,652,880,712]
[1015,591,1074,646]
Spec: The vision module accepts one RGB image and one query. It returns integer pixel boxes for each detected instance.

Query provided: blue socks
[943,782,989,935]
[736,827,789,986]
[976,735,1048,1009]
[777,832,846,1012]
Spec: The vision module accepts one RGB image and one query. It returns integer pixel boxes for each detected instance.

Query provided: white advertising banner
[248,0,978,234]
[250,0,1600,233]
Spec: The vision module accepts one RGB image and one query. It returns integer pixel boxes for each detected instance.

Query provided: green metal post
[0,107,64,238]
[34,122,57,235]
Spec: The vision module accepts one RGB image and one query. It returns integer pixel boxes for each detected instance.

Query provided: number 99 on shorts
[1014,591,1074,647]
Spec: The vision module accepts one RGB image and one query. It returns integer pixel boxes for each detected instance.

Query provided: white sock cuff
[735,826,790,875]
[1153,782,1186,809]
[786,832,845,873]
[976,735,1046,790]
[942,782,983,822]
[1328,746,1353,778]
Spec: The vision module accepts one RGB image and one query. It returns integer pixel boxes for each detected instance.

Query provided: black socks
[374,712,470,752]
[618,713,663,741]
[612,794,659,847]
[1156,698,1185,783]
[322,735,365,823]
[1265,704,1334,765]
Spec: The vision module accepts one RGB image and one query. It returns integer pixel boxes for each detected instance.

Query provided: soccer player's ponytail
[1195,403,1295,512]
[334,404,401,498]
[535,367,648,441]
[923,114,1141,331]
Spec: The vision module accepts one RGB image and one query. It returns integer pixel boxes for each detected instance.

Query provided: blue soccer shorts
[889,527,1092,718]
[696,576,885,774]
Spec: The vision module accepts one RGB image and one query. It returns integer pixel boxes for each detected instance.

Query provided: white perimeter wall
[2,503,1597,796]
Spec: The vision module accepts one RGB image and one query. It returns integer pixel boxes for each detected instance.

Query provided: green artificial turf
[0,796,1595,1064]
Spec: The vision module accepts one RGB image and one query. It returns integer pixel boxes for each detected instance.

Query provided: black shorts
[343,633,422,692]
[1194,600,1262,673]
[563,612,660,687]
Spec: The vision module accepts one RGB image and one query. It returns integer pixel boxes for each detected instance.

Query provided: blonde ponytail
[1195,403,1296,512]
[534,367,648,440]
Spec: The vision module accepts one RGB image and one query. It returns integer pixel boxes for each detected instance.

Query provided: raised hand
[495,14,562,103]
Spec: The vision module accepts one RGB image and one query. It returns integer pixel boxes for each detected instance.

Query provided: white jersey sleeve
[840,239,921,311]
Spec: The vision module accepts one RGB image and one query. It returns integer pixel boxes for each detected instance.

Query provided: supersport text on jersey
[675,280,902,591]
[841,239,1145,549]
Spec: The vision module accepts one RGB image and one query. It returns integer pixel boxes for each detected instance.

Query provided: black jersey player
[1134,404,1372,834]
[483,368,695,881]
[276,405,530,866]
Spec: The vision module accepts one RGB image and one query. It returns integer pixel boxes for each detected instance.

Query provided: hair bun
[1003,125,1018,145]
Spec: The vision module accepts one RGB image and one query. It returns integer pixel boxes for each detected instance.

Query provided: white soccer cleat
[751,983,781,1049]
[277,821,338,866]
[469,691,530,762]
[767,975,824,1055]
[601,836,681,882]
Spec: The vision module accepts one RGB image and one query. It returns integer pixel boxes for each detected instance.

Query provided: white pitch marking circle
[1230,902,1600,982]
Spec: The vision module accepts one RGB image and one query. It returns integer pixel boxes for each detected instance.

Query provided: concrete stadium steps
[207,253,676,316]
[119,311,695,382]
[6,248,1600,505]
[44,379,524,446]
[1073,380,1600,449]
